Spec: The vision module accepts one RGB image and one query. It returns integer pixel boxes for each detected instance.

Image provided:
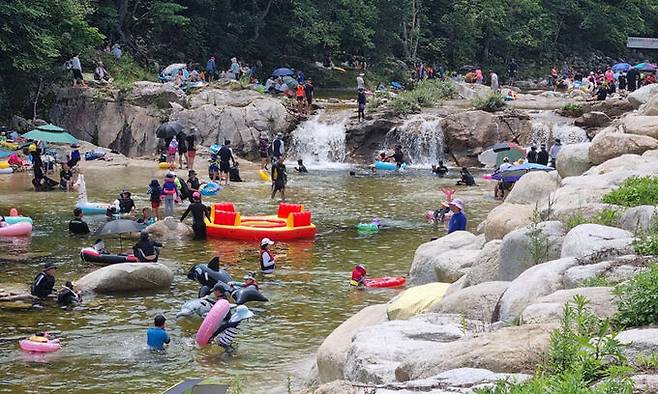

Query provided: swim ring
[5,208,32,224]
[0,222,32,237]
[258,169,271,182]
[159,162,175,169]
[196,299,230,347]
[80,248,139,264]
[357,223,379,233]
[0,168,13,174]
[374,161,407,171]
[201,181,221,196]
[363,276,406,288]
[19,337,61,353]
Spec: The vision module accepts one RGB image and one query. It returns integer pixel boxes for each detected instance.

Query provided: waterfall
[384,115,444,167]
[289,112,348,168]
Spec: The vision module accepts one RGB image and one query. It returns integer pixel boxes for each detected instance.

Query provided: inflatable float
[374,161,407,171]
[19,336,61,353]
[357,218,381,233]
[4,208,32,225]
[0,161,10,169]
[196,299,230,347]
[74,174,111,215]
[0,222,32,237]
[363,276,406,288]
[233,286,268,305]
[0,168,13,174]
[177,298,214,319]
[158,162,175,169]
[188,261,234,288]
[201,181,221,196]
[258,169,271,182]
[205,202,317,241]
[80,248,138,264]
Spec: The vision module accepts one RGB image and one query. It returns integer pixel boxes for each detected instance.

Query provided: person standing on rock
[527,146,537,163]
[357,88,367,122]
[549,138,562,168]
[490,71,499,92]
[206,56,216,82]
[305,79,314,113]
[177,132,187,169]
[537,144,549,166]
[627,67,639,92]
[259,133,271,170]
[69,53,86,88]
[447,199,467,233]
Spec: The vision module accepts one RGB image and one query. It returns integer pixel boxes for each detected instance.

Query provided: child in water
[210,305,254,354]
[147,314,170,351]
[350,264,367,286]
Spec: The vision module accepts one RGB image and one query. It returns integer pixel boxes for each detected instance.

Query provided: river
[0,165,498,393]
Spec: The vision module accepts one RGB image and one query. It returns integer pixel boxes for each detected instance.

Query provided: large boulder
[556,143,594,178]
[641,94,658,116]
[520,287,616,324]
[462,240,501,286]
[387,283,451,320]
[617,328,658,364]
[563,255,650,288]
[76,263,173,293]
[505,171,560,205]
[620,205,657,234]
[483,203,535,241]
[454,83,494,100]
[621,115,658,139]
[628,84,658,108]
[589,132,658,165]
[343,314,470,384]
[429,281,510,322]
[395,323,556,382]
[441,110,532,166]
[145,217,194,239]
[496,257,577,322]
[560,224,633,259]
[316,303,388,383]
[498,221,566,281]
[126,81,187,108]
[574,111,611,128]
[408,231,484,285]
[587,98,635,118]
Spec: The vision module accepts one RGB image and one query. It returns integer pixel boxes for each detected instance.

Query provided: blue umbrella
[634,63,657,72]
[492,163,554,183]
[272,67,294,77]
[612,63,631,72]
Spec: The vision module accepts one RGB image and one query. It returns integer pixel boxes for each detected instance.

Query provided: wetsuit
[272,138,285,161]
[69,218,90,234]
[271,163,287,192]
[118,197,135,214]
[392,151,404,167]
[133,239,163,262]
[181,202,210,239]
[218,145,234,173]
[31,272,55,299]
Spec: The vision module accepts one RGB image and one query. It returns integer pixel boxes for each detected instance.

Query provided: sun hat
[449,198,465,211]
[44,262,58,270]
[260,238,274,246]
[229,305,254,323]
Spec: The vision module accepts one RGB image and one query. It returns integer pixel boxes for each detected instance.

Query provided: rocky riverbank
[302,84,658,393]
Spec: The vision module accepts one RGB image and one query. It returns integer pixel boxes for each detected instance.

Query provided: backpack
[177,176,190,199]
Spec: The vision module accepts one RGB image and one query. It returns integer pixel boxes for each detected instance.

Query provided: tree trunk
[33,77,42,122]
[253,0,276,41]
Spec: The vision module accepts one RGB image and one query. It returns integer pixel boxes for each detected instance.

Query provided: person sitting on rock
[133,231,162,262]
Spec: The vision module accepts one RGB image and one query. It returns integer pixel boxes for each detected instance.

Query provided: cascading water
[384,115,444,167]
[529,112,588,146]
[289,112,349,168]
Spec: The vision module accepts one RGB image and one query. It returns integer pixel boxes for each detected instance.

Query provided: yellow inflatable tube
[387,282,451,320]
[159,162,176,169]
[258,169,271,182]
[0,161,9,169]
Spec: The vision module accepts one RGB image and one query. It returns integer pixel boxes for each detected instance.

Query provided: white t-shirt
[261,251,274,269]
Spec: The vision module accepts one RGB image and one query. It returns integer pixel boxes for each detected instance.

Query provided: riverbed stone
[520,287,616,324]
[641,94,658,116]
[498,221,566,281]
[408,231,484,285]
[395,323,556,382]
[496,257,577,322]
[574,111,611,128]
[617,328,658,364]
[462,240,501,286]
[145,217,194,239]
[620,205,658,234]
[75,263,174,293]
[483,203,535,241]
[388,283,452,320]
[628,84,658,108]
[556,143,593,178]
[621,115,658,139]
[343,314,470,384]
[560,224,633,259]
[505,171,560,206]
[316,303,388,383]
[428,281,510,322]
[589,132,658,165]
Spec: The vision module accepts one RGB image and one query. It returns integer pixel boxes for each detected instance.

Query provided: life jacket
[167,139,178,154]
[351,266,367,282]
[296,84,305,97]
[162,180,177,195]
[259,249,275,271]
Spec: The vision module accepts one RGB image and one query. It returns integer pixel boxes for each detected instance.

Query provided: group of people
[163,131,197,170]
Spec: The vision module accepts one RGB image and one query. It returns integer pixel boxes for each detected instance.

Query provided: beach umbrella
[612,63,631,72]
[22,125,78,144]
[634,63,657,72]
[272,67,294,77]
[94,219,145,249]
[489,142,525,153]
[156,121,183,138]
[492,162,554,183]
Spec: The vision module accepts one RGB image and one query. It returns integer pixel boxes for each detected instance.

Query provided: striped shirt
[217,326,239,347]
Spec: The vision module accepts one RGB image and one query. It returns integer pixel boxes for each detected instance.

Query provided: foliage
[472,93,506,112]
[100,54,154,90]
[635,352,658,371]
[476,295,632,394]
[389,79,455,114]
[614,264,658,327]
[526,207,550,266]
[564,211,588,232]
[592,208,621,228]
[633,234,658,256]
[580,275,612,288]
[602,177,658,207]
[561,103,584,117]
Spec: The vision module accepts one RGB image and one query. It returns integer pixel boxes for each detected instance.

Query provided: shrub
[389,79,456,114]
[633,234,658,256]
[526,207,550,266]
[580,275,611,287]
[472,93,506,112]
[593,208,621,228]
[614,263,658,327]
[561,103,584,117]
[602,176,658,207]
[476,296,632,394]
[100,53,155,91]
[563,211,588,231]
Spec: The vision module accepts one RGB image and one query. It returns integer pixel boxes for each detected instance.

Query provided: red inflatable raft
[364,276,406,288]
[205,202,317,241]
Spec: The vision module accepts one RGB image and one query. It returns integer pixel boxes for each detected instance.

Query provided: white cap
[260,238,274,246]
